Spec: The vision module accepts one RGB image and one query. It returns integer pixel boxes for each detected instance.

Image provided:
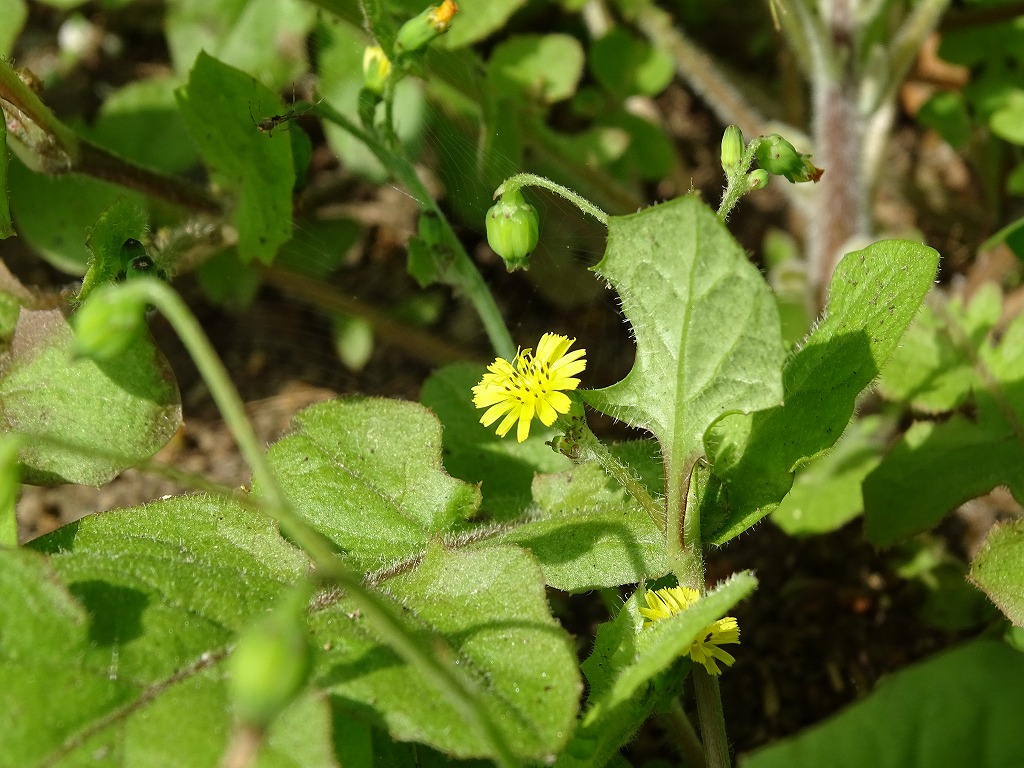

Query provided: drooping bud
[71,283,147,360]
[362,46,392,96]
[394,0,459,55]
[754,134,824,183]
[720,125,744,174]
[229,589,313,729]
[485,189,539,271]
[746,169,769,191]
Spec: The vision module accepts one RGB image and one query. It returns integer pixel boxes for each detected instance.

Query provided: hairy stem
[693,667,732,768]
[495,173,609,226]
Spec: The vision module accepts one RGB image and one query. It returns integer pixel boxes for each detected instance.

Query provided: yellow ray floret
[472,333,587,443]
[639,586,741,676]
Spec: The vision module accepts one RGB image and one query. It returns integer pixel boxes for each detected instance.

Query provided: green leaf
[741,640,1024,768]
[590,28,674,99]
[496,441,668,591]
[0,308,181,485]
[487,34,585,105]
[771,415,889,536]
[3,496,329,767]
[315,544,581,760]
[0,0,27,58]
[436,0,528,49]
[420,363,570,521]
[584,195,786,537]
[916,90,971,149]
[0,435,19,546]
[702,240,939,544]
[76,198,150,303]
[866,292,1024,544]
[87,76,200,175]
[264,397,480,571]
[7,157,147,274]
[876,287,1000,413]
[165,0,315,89]
[970,520,1024,626]
[176,51,294,264]
[561,572,757,766]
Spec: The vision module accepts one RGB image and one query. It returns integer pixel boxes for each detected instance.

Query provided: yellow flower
[639,586,741,676]
[429,0,459,30]
[472,333,586,443]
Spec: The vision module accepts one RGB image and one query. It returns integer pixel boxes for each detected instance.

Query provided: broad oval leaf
[264,397,480,571]
[970,519,1024,627]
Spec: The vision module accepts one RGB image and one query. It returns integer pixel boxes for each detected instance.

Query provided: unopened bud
[485,189,539,271]
[746,169,769,191]
[229,592,313,729]
[72,283,146,360]
[395,0,459,54]
[362,46,392,96]
[754,134,823,184]
[720,126,744,174]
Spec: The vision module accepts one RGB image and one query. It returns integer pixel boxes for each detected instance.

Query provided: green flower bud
[746,169,769,191]
[720,126,744,173]
[229,592,313,729]
[754,134,823,184]
[485,189,539,271]
[361,46,392,97]
[395,0,458,55]
[72,283,147,360]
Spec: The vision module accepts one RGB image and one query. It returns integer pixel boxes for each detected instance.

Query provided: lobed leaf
[702,240,939,544]
[583,195,786,532]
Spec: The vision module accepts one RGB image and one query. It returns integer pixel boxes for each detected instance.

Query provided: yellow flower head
[472,333,586,443]
[639,586,741,676]
[429,0,459,31]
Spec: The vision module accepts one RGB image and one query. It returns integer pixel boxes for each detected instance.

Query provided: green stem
[88,278,520,767]
[572,420,666,529]
[495,173,609,227]
[692,667,732,768]
[665,699,706,768]
[314,100,515,360]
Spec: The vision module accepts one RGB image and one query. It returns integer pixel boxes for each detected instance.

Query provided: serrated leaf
[866,294,1024,544]
[176,51,294,264]
[495,441,667,591]
[560,572,757,766]
[583,195,786,537]
[970,520,1024,627]
[701,240,939,544]
[315,544,581,761]
[2,496,332,767]
[740,640,1024,768]
[771,415,889,536]
[264,398,480,571]
[0,308,180,485]
[420,363,570,521]
[487,34,584,105]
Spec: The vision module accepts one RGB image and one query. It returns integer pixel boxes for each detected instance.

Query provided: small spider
[249,98,323,137]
